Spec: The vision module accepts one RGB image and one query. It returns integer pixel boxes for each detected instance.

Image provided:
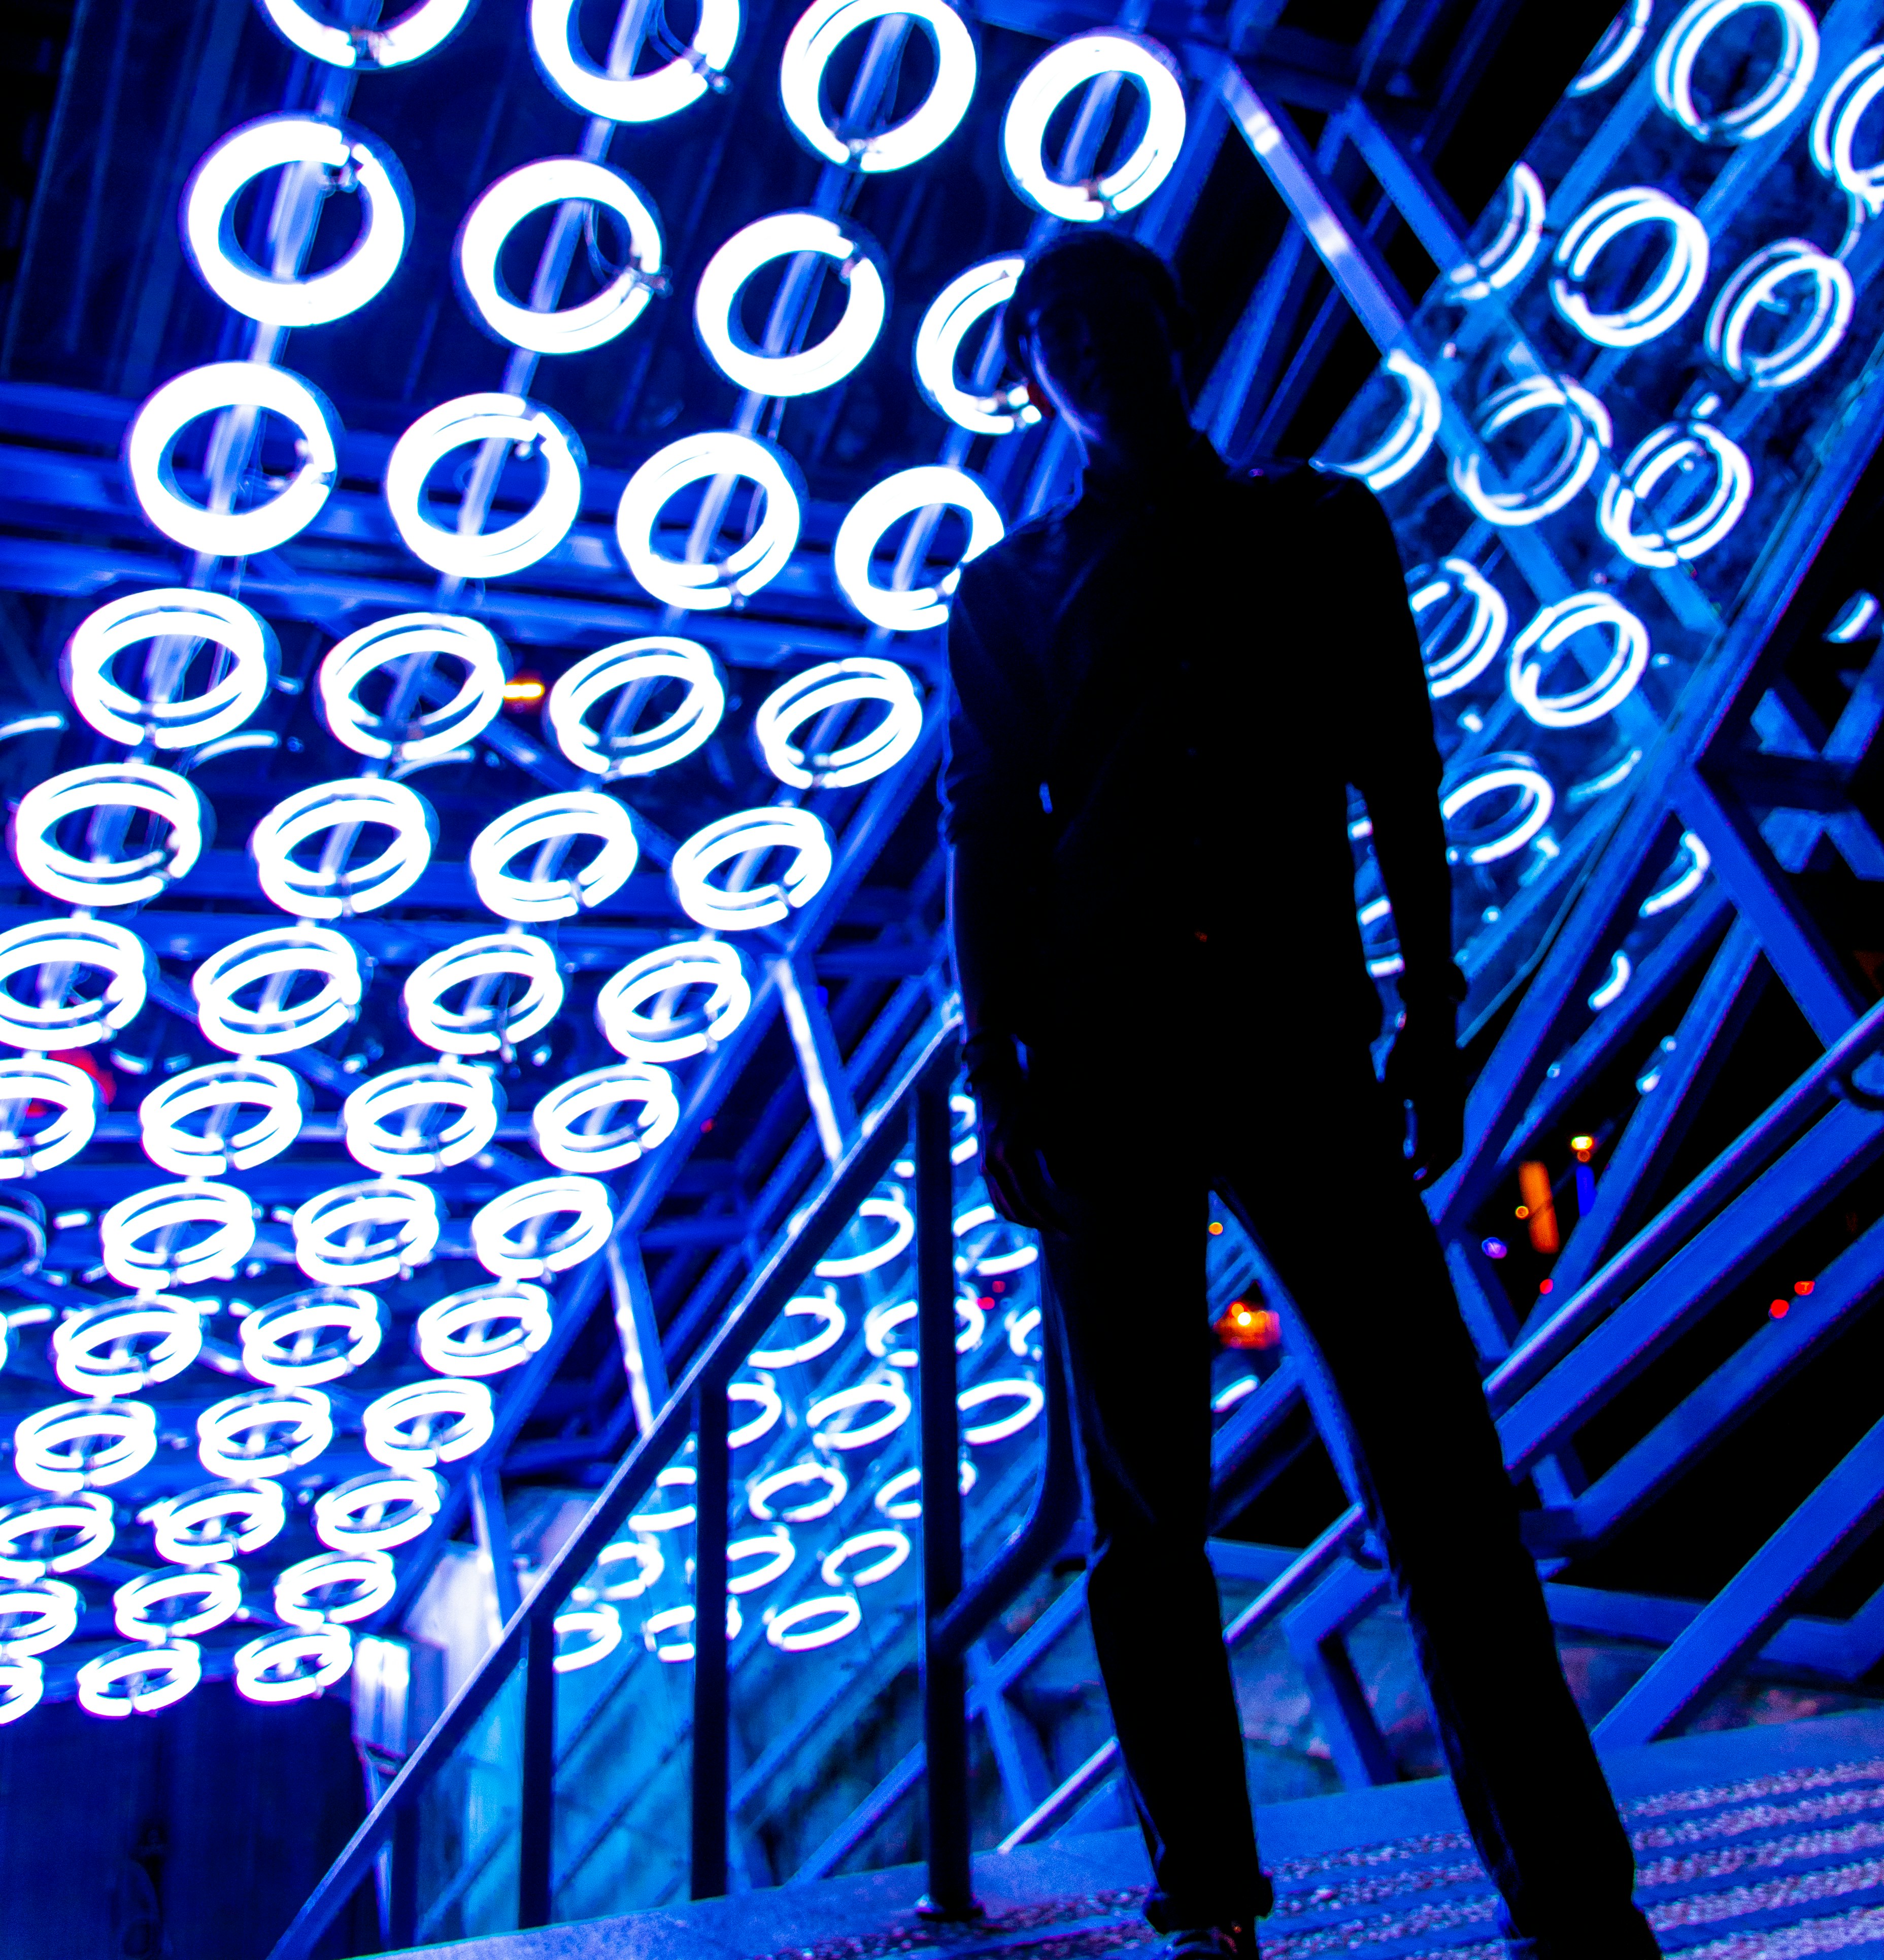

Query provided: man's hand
[1384,997,1466,1188]
[963,1033,1066,1234]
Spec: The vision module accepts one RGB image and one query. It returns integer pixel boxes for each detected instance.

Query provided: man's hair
[1001,232,1190,377]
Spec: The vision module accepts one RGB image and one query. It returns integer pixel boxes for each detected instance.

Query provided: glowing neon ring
[192,926,363,1056]
[343,1062,501,1175]
[597,940,751,1062]
[0,1200,48,1290]
[141,1059,306,1176]
[99,1179,254,1291]
[240,1287,384,1388]
[318,613,508,763]
[1653,0,1818,144]
[257,0,473,69]
[1451,376,1611,526]
[1325,350,1440,491]
[630,1467,696,1532]
[728,1527,794,1593]
[1705,240,1854,391]
[0,1578,77,1653]
[314,1469,441,1552]
[1813,47,1884,216]
[615,431,803,611]
[747,1462,848,1523]
[765,1594,861,1650]
[0,918,149,1054]
[1449,163,1545,300]
[1411,559,1509,699]
[694,212,888,397]
[914,256,1036,436]
[1442,760,1556,865]
[233,1625,352,1703]
[274,1550,396,1630]
[147,1481,285,1566]
[362,1379,494,1469]
[1509,592,1652,729]
[863,1299,918,1365]
[385,393,585,579]
[532,1063,680,1173]
[548,638,725,779]
[14,1399,157,1494]
[114,1567,240,1642]
[1642,831,1712,916]
[808,1379,911,1450]
[528,0,739,121]
[457,158,663,355]
[0,1657,42,1723]
[52,1298,203,1396]
[670,806,833,931]
[467,791,638,924]
[959,1377,1044,1443]
[1573,0,1653,93]
[78,1640,201,1717]
[197,1388,332,1479]
[1001,30,1186,222]
[184,115,410,327]
[642,1602,742,1661]
[754,658,924,789]
[820,1528,909,1587]
[0,1492,114,1578]
[832,468,1003,632]
[750,1295,845,1368]
[782,0,977,171]
[472,1175,613,1279]
[1598,420,1752,567]
[553,1601,621,1671]
[0,1056,97,1173]
[126,361,340,556]
[597,1536,663,1598]
[405,933,562,1058]
[817,1193,914,1278]
[728,1377,783,1449]
[62,588,276,750]
[250,778,435,919]
[293,1178,440,1286]
[1550,187,1709,348]
[414,1281,553,1377]
[12,762,207,908]
[875,1467,922,1519]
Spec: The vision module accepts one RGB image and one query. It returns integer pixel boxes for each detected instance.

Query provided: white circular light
[197,1387,332,1479]
[1324,350,1440,491]
[457,158,664,355]
[782,0,977,171]
[314,1469,442,1552]
[0,1658,43,1724]
[12,762,207,908]
[318,613,509,763]
[695,212,888,398]
[78,1640,201,1717]
[362,1379,494,1470]
[240,1287,384,1387]
[958,1376,1043,1444]
[547,637,725,779]
[141,1060,306,1176]
[596,940,751,1062]
[385,393,585,579]
[14,1399,158,1493]
[1572,0,1653,93]
[250,778,436,920]
[472,1176,613,1279]
[913,257,1037,435]
[293,1178,440,1286]
[52,1298,203,1397]
[115,1566,241,1643]
[1550,187,1710,348]
[554,1600,621,1671]
[874,1467,921,1520]
[596,1535,664,1597]
[343,1062,501,1175]
[0,1056,98,1174]
[1598,420,1753,567]
[1451,375,1611,527]
[747,1460,847,1523]
[1653,0,1818,144]
[669,806,833,931]
[192,926,363,1056]
[630,1466,696,1532]
[750,1294,845,1368]
[1001,31,1186,222]
[754,658,923,788]
[183,115,410,327]
[1642,831,1712,916]
[820,1528,909,1587]
[1509,592,1652,730]
[0,1578,79,1654]
[0,1491,115,1578]
[532,1063,680,1173]
[1813,47,1884,219]
[126,361,340,557]
[1705,240,1855,390]
[274,1550,396,1630]
[468,792,638,924]
[806,1378,910,1450]
[233,1624,353,1702]
[0,918,150,1054]
[1449,164,1545,300]
[728,1378,783,1448]
[832,468,1003,632]
[1442,760,1557,865]
[816,1191,912,1277]
[1410,559,1509,699]
[727,1526,794,1592]
[404,933,563,1057]
[615,431,803,611]
[528,0,741,121]
[99,1180,254,1292]
[62,589,276,751]
[257,0,474,68]
[765,1594,860,1651]
[146,1480,285,1566]
[414,1281,553,1377]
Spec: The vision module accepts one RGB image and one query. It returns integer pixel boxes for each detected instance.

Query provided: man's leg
[1213,1053,1658,1959]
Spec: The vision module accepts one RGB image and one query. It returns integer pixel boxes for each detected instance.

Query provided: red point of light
[1795,1279,1814,1296]
[1770,1300,1789,1319]
[700,1118,714,1133]
[1539,1279,1554,1294]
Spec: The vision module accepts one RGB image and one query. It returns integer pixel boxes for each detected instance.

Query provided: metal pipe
[518,1610,557,1927]
[691,1380,731,1900]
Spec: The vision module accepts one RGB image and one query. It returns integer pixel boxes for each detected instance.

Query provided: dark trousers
[1030,1034,1659,1959]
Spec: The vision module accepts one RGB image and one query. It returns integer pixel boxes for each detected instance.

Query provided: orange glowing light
[1569,1133,1595,1162]
[1515,1205,1530,1220]
[1795,1279,1814,1296]
[1215,1298,1280,1351]
[503,677,546,702]
[1518,1161,1561,1254]
[1208,1221,1224,1236]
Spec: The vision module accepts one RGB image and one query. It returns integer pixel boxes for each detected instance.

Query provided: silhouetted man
[942,232,1659,1960]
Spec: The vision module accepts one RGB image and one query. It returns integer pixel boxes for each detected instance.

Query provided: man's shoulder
[1231,455,1374,517]
[956,499,1073,593]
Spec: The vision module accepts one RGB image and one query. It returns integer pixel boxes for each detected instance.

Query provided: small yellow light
[503,678,546,702]
[1208,1221,1223,1236]
[1569,1134,1594,1154]
[1515,1204,1530,1220]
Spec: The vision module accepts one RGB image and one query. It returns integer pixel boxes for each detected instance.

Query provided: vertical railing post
[916,1071,978,1918]
[518,1609,556,1928]
[691,1379,731,1899]
[387,1800,418,1949]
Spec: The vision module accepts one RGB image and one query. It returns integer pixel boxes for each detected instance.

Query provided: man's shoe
[1161,1925,1258,1960]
